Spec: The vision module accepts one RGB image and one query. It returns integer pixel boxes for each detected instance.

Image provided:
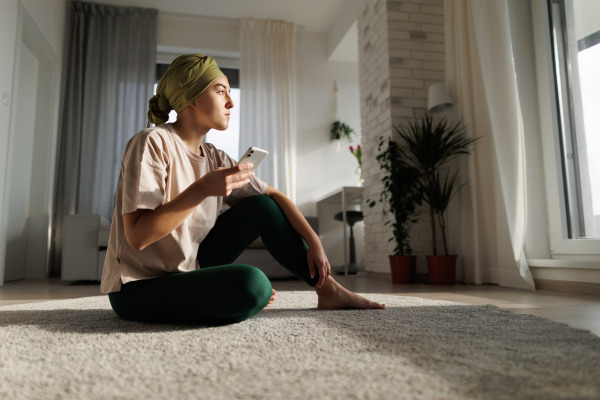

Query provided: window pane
[550,0,600,238]
[578,43,600,235]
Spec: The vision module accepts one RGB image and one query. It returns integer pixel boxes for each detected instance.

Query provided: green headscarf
[147,54,225,126]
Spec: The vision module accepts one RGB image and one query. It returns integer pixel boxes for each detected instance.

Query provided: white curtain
[445,0,535,289]
[52,1,157,276]
[239,19,297,201]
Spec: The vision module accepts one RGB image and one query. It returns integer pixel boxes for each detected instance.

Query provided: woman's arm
[266,186,331,287]
[124,164,255,251]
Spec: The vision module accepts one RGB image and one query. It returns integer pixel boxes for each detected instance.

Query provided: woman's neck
[171,118,208,156]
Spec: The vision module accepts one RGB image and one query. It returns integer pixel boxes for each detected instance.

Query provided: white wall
[295,31,363,216]
[157,13,240,61]
[0,0,65,283]
[4,43,39,281]
[21,0,65,54]
[0,7,19,277]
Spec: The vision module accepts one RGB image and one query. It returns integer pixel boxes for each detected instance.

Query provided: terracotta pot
[426,255,457,285]
[389,255,417,284]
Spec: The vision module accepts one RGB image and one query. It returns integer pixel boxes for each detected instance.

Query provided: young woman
[101,54,384,324]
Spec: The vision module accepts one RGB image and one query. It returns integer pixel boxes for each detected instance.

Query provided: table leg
[342,189,348,276]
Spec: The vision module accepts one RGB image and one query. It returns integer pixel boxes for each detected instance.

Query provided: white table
[316,186,364,275]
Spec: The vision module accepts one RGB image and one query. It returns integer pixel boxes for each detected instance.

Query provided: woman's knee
[239,194,279,216]
[230,264,272,310]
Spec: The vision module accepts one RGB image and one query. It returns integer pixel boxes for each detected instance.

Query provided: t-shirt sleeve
[217,148,268,206]
[120,132,168,215]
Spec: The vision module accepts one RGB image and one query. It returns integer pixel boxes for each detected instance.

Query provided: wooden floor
[1,273,599,337]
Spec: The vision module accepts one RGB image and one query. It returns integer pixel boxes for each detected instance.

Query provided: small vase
[356,166,364,186]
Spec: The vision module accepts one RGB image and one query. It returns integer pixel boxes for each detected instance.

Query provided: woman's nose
[226,94,234,109]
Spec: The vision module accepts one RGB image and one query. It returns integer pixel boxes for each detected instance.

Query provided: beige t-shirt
[100,123,268,293]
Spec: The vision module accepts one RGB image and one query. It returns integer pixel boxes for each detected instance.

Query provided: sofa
[60,215,318,281]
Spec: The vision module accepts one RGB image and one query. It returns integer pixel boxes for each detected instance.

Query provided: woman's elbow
[126,235,147,252]
[123,210,150,251]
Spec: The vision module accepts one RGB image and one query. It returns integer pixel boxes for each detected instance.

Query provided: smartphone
[237,147,268,171]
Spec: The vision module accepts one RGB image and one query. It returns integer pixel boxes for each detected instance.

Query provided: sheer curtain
[52,1,157,275]
[445,0,534,289]
[239,19,297,201]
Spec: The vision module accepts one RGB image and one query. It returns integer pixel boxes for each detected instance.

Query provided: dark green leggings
[108,195,319,324]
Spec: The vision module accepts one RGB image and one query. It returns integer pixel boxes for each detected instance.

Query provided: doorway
[1,6,59,283]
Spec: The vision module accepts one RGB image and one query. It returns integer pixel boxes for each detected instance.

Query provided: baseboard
[534,279,600,296]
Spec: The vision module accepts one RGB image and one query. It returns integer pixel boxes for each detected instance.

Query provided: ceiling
[90,0,350,32]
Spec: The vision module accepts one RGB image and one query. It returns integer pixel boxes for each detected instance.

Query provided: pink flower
[349,145,354,153]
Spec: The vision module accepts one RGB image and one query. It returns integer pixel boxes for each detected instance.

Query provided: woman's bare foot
[315,276,385,310]
[266,289,276,308]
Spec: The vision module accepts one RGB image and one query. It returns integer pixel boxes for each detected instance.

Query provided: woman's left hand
[264,185,331,288]
[307,243,331,288]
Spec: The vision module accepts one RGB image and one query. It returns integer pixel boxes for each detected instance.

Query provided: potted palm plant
[369,136,422,283]
[393,114,477,285]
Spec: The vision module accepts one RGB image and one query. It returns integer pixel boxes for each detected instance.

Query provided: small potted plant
[369,136,422,283]
[393,114,477,285]
[330,121,355,142]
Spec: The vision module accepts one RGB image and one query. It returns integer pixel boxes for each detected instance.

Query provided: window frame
[531,0,600,260]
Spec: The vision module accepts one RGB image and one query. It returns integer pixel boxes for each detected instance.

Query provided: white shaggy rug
[1,291,599,400]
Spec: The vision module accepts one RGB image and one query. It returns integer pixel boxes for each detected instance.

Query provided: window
[548,0,600,239]
[155,64,241,160]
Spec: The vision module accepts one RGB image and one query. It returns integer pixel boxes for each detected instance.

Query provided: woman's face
[188,75,234,131]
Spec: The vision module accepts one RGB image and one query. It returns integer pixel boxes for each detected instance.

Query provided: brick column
[358,0,445,273]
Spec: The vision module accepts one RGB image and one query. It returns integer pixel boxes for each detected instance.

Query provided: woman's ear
[189,95,202,108]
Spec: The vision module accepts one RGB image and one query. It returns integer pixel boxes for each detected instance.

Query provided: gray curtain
[52,1,157,276]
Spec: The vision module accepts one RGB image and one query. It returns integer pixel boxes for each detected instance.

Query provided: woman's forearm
[266,186,331,286]
[266,186,321,247]
[124,181,208,251]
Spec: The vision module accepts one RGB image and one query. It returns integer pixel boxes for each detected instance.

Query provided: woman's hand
[265,186,332,288]
[195,163,255,197]
[307,242,331,288]
[123,163,255,251]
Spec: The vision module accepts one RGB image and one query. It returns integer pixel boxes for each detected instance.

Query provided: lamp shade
[427,82,453,113]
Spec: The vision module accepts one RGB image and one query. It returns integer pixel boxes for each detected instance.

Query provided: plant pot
[426,255,457,285]
[389,255,417,284]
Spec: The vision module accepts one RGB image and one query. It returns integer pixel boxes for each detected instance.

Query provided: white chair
[61,214,110,281]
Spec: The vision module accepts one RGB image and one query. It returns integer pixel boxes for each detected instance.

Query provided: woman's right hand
[123,163,255,251]
[195,163,255,197]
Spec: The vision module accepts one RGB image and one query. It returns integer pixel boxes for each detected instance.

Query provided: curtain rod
[158,11,304,29]
[65,2,303,29]
[159,11,240,25]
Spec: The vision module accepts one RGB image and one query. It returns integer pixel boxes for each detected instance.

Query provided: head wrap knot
[147,54,225,126]
[147,95,171,126]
